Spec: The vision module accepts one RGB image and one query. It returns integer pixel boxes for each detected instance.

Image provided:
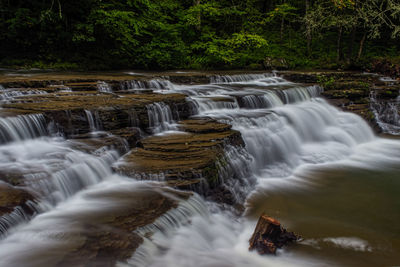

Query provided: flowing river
[0,72,399,266]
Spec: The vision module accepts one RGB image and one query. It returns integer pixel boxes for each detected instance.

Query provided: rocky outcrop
[0,183,36,219]
[369,58,400,79]
[3,91,192,136]
[115,118,247,203]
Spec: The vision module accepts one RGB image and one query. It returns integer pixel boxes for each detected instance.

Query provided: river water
[0,72,399,266]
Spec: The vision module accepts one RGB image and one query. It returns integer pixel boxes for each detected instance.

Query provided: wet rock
[63,82,98,91]
[57,185,191,267]
[0,183,35,218]
[322,89,368,100]
[280,72,319,84]
[249,214,299,255]
[3,91,191,136]
[369,58,400,79]
[69,128,141,155]
[115,119,246,200]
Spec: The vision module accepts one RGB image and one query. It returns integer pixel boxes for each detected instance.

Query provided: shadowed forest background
[1,0,399,70]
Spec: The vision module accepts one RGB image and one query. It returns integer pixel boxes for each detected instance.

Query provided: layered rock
[0,183,35,218]
[2,91,192,136]
[115,118,248,204]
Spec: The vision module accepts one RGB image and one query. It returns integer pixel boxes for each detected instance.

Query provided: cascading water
[0,72,399,267]
[370,90,400,134]
[121,79,174,91]
[127,73,400,267]
[0,114,47,144]
[0,89,47,102]
[210,73,278,84]
[97,81,112,93]
[146,102,178,133]
[84,109,102,132]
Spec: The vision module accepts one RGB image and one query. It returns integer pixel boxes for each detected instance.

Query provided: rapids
[0,72,399,266]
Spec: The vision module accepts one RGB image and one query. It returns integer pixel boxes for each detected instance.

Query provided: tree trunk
[357,32,367,61]
[305,0,312,56]
[280,18,285,41]
[347,27,356,64]
[337,26,343,62]
[249,214,298,255]
[194,0,201,30]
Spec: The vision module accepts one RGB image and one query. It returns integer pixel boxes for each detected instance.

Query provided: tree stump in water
[249,214,299,255]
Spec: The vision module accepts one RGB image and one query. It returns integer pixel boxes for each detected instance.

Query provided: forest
[1,0,400,70]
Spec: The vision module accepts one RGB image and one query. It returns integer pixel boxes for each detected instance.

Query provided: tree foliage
[0,0,399,69]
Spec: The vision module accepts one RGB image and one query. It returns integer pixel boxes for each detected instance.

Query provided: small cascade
[146,102,177,133]
[201,99,374,177]
[370,90,400,134]
[127,194,209,267]
[121,79,174,91]
[193,96,239,112]
[97,81,112,93]
[25,149,119,204]
[0,137,120,236]
[84,110,102,132]
[210,73,275,83]
[0,114,47,144]
[238,85,322,109]
[0,201,41,237]
[213,145,255,204]
[278,85,323,103]
[0,89,47,102]
[239,93,283,109]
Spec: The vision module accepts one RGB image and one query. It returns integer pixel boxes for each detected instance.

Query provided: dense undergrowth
[0,0,399,71]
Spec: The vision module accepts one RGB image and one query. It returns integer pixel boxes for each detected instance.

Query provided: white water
[146,102,178,133]
[127,73,399,267]
[0,136,120,235]
[0,73,399,266]
[121,79,175,91]
[0,114,47,144]
[97,81,112,93]
[84,109,102,132]
[0,88,47,102]
[370,90,400,134]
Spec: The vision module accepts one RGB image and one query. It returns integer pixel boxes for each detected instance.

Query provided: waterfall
[0,137,120,236]
[0,89,47,102]
[84,110,102,131]
[146,102,177,133]
[210,73,276,83]
[0,72,400,266]
[370,90,400,135]
[0,114,47,144]
[121,79,174,91]
[97,81,112,93]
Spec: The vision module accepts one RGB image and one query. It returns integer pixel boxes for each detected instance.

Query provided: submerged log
[249,214,298,255]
